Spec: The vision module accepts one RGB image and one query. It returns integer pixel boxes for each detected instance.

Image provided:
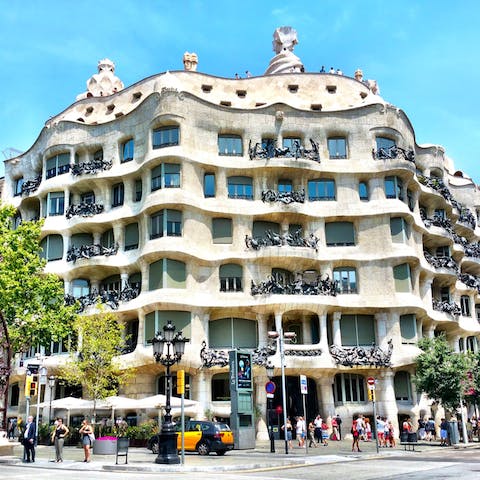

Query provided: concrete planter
[93,438,117,455]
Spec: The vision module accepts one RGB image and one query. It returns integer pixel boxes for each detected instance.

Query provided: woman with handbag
[51,417,69,463]
[79,419,94,462]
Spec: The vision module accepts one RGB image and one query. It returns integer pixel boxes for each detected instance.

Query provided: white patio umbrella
[37,396,95,426]
[96,395,142,423]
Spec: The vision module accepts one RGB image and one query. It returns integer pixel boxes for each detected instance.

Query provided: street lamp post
[265,362,275,453]
[35,366,47,444]
[152,320,189,464]
[268,329,296,454]
[48,376,56,425]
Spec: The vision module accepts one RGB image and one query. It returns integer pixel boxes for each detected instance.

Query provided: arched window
[334,374,366,403]
[394,371,412,401]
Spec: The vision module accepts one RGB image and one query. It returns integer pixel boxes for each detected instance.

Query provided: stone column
[378,371,399,437]
[453,335,461,353]
[255,372,269,440]
[113,224,124,250]
[302,314,312,345]
[120,273,129,289]
[63,234,71,260]
[194,370,209,420]
[256,314,268,348]
[319,313,328,350]
[93,232,101,245]
[375,312,388,348]
[332,312,341,345]
[318,375,335,419]
[137,311,145,346]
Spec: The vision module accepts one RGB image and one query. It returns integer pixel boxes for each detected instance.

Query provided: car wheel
[151,442,159,454]
[197,441,210,455]
[216,450,227,456]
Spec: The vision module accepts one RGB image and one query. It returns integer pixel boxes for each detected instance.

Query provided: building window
[209,317,257,348]
[359,181,369,201]
[47,192,65,216]
[212,218,232,244]
[334,373,366,403]
[149,258,186,290]
[212,373,231,401]
[218,134,243,156]
[46,153,70,179]
[121,139,134,163]
[72,279,90,298]
[282,137,301,155]
[14,177,24,196]
[390,217,410,243]
[394,371,412,401]
[101,274,121,293]
[157,373,191,399]
[461,295,471,317]
[459,337,465,352]
[328,137,347,159]
[71,232,93,249]
[325,221,355,246]
[101,228,115,249]
[227,176,253,199]
[150,209,182,239]
[434,208,446,219]
[124,223,139,251]
[40,234,63,261]
[333,267,357,294]
[81,191,95,204]
[436,245,450,257]
[440,286,450,303]
[9,383,19,407]
[466,336,477,352]
[219,264,243,292]
[152,126,179,149]
[393,263,412,292]
[278,179,293,193]
[476,304,480,323]
[151,164,181,191]
[384,176,403,200]
[134,179,142,202]
[204,173,216,198]
[340,314,375,346]
[308,179,336,201]
[400,314,417,344]
[407,189,415,211]
[253,221,280,238]
[145,310,191,345]
[112,183,125,207]
[376,136,396,151]
[93,149,103,162]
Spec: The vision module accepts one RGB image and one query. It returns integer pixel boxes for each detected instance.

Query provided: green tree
[414,334,470,413]
[0,203,76,352]
[59,310,131,417]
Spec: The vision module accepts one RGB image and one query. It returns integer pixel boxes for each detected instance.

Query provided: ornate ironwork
[284,348,322,357]
[70,158,113,176]
[423,251,458,272]
[200,340,229,368]
[329,339,393,367]
[66,202,104,219]
[245,229,319,251]
[64,283,140,313]
[432,299,461,316]
[251,343,277,366]
[373,145,415,162]
[458,273,480,293]
[261,188,305,204]
[248,138,320,162]
[21,175,42,195]
[67,243,119,263]
[464,242,480,258]
[251,273,337,296]
[458,208,476,230]
[421,211,455,236]
[418,175,456,204]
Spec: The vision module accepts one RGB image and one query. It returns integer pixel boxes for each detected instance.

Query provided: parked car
[147,420,234,456]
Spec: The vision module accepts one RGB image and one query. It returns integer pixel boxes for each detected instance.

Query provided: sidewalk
[0,438,478,473]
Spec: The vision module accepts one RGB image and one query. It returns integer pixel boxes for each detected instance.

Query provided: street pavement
[0,437,478,473]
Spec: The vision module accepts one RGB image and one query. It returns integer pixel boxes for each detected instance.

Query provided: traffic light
[30,380,38,397]
[368,389,376,402]
[24,375,32,397]
[177,370,185,395]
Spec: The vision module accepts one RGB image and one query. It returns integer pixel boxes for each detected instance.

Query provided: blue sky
[0,0,479,182]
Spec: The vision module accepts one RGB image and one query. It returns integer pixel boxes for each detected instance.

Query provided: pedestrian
[7,418,15,440]
[335,413,342,440]
[351,417,361,452]
[281,417,293,450]
[376,416,385,447]
[22,415,36,463]
[387,420,396,448]
[356,414,366,440]
[321,420,329,446]
[313,414,322,444]
[51,417,69,463]
[418,417,426,440]
[425,417,436,441]
[308,420,317,447]
[79,418,94,462]
[296,416,306,447]
[383,417,391,447]
[440,418,449,446]
[331,415,339,440]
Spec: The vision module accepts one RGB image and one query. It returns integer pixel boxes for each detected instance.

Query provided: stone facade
[3,30,480,439]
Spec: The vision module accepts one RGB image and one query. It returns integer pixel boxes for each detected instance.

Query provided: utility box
[448,421,460,445]
[229,350,255,449]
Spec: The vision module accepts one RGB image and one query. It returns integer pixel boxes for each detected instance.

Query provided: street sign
[300,374,308,395]
[265,381,276,395]
[367,377,375,386]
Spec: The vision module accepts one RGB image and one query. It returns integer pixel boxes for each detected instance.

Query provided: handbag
[88,432,95,442]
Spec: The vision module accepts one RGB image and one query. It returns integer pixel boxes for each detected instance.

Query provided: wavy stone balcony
[66,243,119,263]
[248,138,320,162]
[66,202,104,219]
[70,158,113,176]
[251,273,337,296]
[245,229,319,251]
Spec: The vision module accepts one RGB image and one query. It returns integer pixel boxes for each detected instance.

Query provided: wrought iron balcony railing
[66,202,104,219]
[66,243,119,263]
[372,145,415,162]
[432,299,461,316]
[245,229,319,251]
[458,273,480,293]
[261,188,305,204]
[329,340,393,367]
[251,273,337,296]
[21,176,41,195]
[423,251,458,272]
[248,138,320,162]
[70,158,113,176]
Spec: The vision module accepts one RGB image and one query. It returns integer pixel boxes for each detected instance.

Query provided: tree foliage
[0,203,76,352]
[414,334,471,412]
[59,310,131,411]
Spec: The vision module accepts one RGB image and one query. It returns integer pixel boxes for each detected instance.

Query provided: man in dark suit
[23,415,36,462]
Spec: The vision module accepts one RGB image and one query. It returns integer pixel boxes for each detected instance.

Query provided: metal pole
[460,393,469,444]
[302,393,308,455]
[279,327,288,454]
[180,392,185,465]
[35,387,41,445]
[372,398,379,454]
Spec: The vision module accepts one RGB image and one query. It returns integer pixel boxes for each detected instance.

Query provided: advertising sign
[236,352,252,390]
